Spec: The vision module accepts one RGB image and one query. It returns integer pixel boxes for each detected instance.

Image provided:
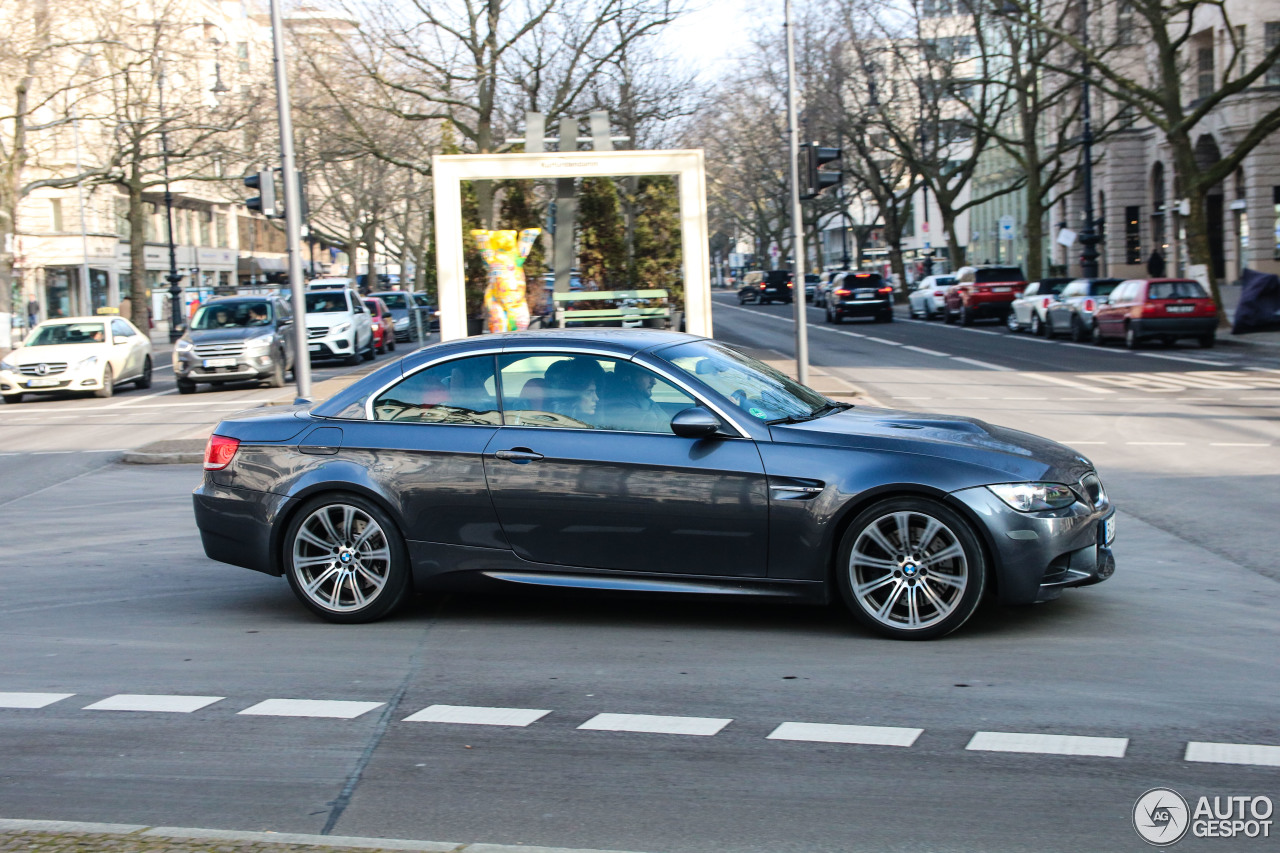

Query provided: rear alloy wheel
[134,356,152,389]
[959,305,973,326]
[285,495,411,623]
[94,365,114,398]
[1070,316,1087,343]
[1030,313,1043,336]
[1006,312,1020,333]
[837,497,986,640]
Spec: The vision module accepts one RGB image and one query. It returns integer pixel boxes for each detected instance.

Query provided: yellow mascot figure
[472,228,541,333]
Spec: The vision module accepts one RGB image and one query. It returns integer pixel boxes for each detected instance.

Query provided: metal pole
[268,0,311,400]
[1078,0,1099,278]
[72,108,92,315]
[785,0,809,386]
[158,63,184,342]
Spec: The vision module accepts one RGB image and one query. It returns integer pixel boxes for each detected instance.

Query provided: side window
[1062,282,1085,298]
[350,294,365,314]
[111,319,133,338]
[498,353,695,433]
[1023,283,1039,297]
[370,355,499,424]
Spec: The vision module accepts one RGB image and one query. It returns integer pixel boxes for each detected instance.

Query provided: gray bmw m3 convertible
[193,330,1115,640]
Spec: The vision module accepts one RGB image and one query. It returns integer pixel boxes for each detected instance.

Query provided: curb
[0,819,652,853]
[121,439,208,465]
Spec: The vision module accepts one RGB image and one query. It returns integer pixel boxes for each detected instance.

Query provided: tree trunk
[1183,188,1226,324]
[363,217,378,292]
[127,174,150,331]
[939,207,966,270]
[1023,169,1046,281]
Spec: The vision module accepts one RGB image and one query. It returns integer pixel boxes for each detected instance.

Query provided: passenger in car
[545,358,604,425]
[600,363,667,432]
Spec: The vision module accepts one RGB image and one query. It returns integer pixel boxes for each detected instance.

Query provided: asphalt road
[0,304,1276,853]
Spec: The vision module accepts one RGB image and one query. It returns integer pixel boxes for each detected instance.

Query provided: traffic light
[244,169,277,217]
[801,143,842,200]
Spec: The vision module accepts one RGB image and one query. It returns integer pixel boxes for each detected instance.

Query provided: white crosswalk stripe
[237,699,385,719]
[767,722,922,747]
[84,694,224,713]
[1184,741,1280,767]
[578,713,731,736]
[403,704,551,727]
[966,731,1128,757]
[0,692,73,708]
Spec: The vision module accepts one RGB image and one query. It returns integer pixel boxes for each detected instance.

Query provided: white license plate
[1104,514,1117,545]
[1166,305,1194,313]
[992,286,1011,292]
[27,378,61,388]
[308,344,322,352]
[202,357,237,368]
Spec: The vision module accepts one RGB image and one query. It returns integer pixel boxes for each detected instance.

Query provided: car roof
[37,316,112,324]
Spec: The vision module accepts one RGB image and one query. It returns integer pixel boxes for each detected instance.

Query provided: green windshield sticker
[749,407,767,419]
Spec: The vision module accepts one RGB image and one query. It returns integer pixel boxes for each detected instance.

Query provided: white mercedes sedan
[0,315,153,403]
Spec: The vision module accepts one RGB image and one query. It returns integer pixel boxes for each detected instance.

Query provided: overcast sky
[658,0,772,81]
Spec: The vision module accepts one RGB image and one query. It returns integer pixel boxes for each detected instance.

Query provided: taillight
[1042,297,1051,309]
[835,289,851,296]
[1083,298,1096,313]
[878,286,892,294]
[934,290,943,296]
[1141,303,1161,317]
[204,434,240,471]
[758,284,767,289]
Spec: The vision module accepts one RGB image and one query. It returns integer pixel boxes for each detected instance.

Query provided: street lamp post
[784,0,809,386]
[1077,0,1101,278]
[156,59,185,342]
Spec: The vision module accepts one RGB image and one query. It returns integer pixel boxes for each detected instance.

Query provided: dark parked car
[738,270,794,304]
[1044,278,1122,341]
[194,330,1116,640]
[369,290,434,341]
[945,266,1028,326]
[1092,278,1218,348]
[824,272,893,323]
[173,296,294,394]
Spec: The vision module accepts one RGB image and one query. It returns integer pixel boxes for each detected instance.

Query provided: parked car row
[910,266,1219,348]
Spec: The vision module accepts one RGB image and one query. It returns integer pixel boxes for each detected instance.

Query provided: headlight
[175,339,193,352]
[332,321,352,334]
[244,333,274,351]
[987,482,1078,513]
[0,358,15,372]
[394,317,409,328]
[75,355,99,370]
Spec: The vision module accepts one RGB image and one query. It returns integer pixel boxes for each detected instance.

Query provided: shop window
[1125,205,1141,264]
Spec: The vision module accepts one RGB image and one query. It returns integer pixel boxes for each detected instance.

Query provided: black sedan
[193,330,1116,640]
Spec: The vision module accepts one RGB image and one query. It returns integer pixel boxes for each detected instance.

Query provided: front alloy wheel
[837,498,986,640]
[285,495,411,623]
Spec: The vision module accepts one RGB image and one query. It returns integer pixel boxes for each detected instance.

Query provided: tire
[1124,325,1139,349]
[376,333,386,355]
[1044,315,1057,338]
[134,356,152,389]
[959,305,974,326]
[738,294,746,305]
[835,497,987,640]
[267,356,286,388]
[1198,333,1216,348]
[387,337,396,353]
[1006,312,1020,333]
[825,307,835,324]
[1030,313,1043,336]
[94,365,114,398]
[344,346,361,366]
[924,304,935,321]
[283,493,412,623]
[1092,324,1105,346]
[3,393,23,404]
[362,335,376,361]
[881,310,894,323]
[1070,316,1087,343]
[177,378,197,395]
[943,306,956,325]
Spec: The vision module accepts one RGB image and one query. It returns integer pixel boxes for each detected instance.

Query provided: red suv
[944,266,1027,326]
[1092,278,1218,348]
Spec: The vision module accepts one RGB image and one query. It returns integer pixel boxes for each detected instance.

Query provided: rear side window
[845,273,883,287]
[1148,280,1207,299]
[1092,279,1122,296]
[765,271,791,285]
[974,267,1025,283]
[370,356,500,424]
[1062,282,1086,297]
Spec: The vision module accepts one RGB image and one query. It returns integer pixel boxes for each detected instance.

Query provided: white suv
[303,289,375,365]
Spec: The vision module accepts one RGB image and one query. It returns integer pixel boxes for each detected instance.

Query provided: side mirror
[1097,296,1110,305]
[671,406,723,439]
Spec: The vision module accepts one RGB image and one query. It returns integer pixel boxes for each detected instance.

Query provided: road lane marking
[901,345,950,356]
[84,694,224,713]
[1134,352,1229,367]
[864,337,901,346]
[767,722,922,747]
[1210,442,1270,447]
[578,713,731,736]
[1022,372,1115,394]
[238,699,385,719]
[0,692,74,708]
[960,328,1002,336]
[1185,742,1280,767]
[966,732,1128,757]
[951,357,1012,371]
[402,705,551,727]
[1125,442,1186,446]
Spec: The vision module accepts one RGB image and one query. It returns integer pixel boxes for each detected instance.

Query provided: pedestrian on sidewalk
[26,298,38,329]
[1147,249,1166,278]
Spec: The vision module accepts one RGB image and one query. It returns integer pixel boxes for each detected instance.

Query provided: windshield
[190,302,273,330]
[27,322,105,345]
[377,293,409,310]
[305,292,350,313]
[661,340,831,423]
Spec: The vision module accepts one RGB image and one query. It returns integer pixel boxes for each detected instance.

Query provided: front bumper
[1,366,104,394]
[306,333,355,358]
[174,351,279,383]
[948,486,1116,605]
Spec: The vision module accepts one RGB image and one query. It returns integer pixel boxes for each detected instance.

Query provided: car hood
[306,312,351,327]
[186,326,271,344]
[770,406,1095,484]
[5,343,108,366]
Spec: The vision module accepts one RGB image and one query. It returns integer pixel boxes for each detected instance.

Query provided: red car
[1091,278,1218,348]
[363,297,397,355]
[944,265,1028,326]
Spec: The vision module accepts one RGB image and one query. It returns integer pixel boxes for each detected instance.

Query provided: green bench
[552,289,672,328]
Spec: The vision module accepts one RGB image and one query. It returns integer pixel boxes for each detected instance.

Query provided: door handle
[495,448,544,464]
